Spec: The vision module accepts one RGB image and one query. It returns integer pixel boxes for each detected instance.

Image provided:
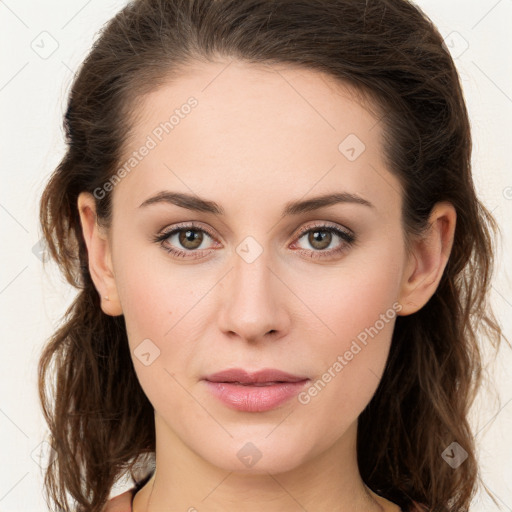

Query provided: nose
[216,247,290,344]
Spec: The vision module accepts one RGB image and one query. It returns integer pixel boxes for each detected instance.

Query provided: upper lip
[204,368,308,384]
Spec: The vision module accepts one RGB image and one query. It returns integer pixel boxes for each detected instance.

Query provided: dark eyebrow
[138,191,374,215]
[283,192,374,215]
[139,191,223,214]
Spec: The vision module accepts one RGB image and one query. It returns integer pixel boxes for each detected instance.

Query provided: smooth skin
[79,60,455,512]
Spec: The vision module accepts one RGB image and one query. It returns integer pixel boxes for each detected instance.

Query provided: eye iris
[178,229,203,250]
[308,230,331,250]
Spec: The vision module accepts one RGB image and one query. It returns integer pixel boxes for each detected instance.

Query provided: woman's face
[97,60,419,473]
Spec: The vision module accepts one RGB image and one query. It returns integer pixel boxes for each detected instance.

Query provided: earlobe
[397,202,456,316]
[77,192,123,316]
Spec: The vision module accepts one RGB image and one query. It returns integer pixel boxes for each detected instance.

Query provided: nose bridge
[233,240,271,298]
[218,236,286,341]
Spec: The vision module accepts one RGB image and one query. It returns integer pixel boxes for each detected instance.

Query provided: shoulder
[101,488,135,512]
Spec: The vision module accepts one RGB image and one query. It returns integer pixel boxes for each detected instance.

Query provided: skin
[78,60,456,512]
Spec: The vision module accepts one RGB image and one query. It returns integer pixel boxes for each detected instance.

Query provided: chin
[193,430,315,475]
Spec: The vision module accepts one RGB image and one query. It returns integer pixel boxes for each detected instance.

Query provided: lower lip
[203,380,309,412]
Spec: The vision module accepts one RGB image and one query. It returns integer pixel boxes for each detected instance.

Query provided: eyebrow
[138,190,374,215]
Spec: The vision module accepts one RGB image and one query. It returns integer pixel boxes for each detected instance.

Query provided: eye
[153,221,356,261]
[152,222,219,259]
[291,222,356,259]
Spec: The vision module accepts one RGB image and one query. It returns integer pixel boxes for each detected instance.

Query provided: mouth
[204,368,308,385]
[203,368,310,412]
[223,381,293,386]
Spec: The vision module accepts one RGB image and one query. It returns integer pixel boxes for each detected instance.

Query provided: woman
[37,0,505,511]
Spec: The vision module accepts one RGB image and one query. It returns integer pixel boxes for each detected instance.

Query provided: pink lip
[203,368,309,412]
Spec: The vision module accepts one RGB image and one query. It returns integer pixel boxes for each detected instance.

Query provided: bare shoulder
[101,488,134,512]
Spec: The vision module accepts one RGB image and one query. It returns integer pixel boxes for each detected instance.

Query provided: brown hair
[38,0,506,511]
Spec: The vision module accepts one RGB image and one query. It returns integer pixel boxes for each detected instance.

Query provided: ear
[77,192,123,316]
[397,201,456,316]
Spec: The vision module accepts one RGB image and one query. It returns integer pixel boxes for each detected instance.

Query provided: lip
[205,368,308,384]
[203,368,310,412]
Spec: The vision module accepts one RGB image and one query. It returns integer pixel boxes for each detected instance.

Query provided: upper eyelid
[294,221,353,237]
[159,220,353,245]
[159,221,217,240]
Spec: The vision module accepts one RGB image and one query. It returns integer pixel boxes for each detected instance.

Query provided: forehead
[112,60,401,219]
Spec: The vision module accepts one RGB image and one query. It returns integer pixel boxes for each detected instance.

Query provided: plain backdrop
[1,0,511,510]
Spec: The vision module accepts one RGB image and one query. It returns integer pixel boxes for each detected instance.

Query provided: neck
[132,415,390,512]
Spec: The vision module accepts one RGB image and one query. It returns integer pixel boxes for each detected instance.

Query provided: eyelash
[152,221,356,260]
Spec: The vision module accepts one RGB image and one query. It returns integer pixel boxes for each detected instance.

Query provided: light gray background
[0,1,511,510]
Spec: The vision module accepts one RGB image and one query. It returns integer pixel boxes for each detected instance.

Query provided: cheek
[114,239,198,343]
[116,265,170,343]
[293,239,403,425]
[300,235,403,348]
[112,246,214,407]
